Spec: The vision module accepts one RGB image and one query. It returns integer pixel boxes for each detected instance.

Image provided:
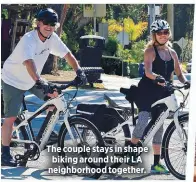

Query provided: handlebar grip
[120,87,130,95]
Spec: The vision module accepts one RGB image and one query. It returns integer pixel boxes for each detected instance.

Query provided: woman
[129,19,190,174]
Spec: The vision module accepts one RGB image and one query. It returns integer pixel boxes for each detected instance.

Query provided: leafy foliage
[180,40,193,62]
[106,18,148,42]
[104,37,118,56]
[129,40,146,63]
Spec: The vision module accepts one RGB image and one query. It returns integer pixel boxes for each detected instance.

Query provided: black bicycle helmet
[37,8,58,23]
[150,19,170,33]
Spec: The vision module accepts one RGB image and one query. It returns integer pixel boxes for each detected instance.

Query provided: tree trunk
[52,4,68,75]
[42,4,68,75]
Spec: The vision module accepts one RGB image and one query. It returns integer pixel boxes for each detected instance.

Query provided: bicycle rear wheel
[58,116,106,179]
[162,114,188,180]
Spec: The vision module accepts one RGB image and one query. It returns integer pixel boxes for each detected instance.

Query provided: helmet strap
[37,27,52,40]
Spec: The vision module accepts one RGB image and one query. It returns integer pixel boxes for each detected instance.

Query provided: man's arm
[64,52,81,71]
[23,59,40,81]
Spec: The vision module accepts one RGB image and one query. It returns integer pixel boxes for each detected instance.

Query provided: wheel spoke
[164,119,188,180]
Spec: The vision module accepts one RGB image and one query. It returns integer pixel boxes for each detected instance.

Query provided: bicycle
[78,82,189,180]
[6,77,106,179]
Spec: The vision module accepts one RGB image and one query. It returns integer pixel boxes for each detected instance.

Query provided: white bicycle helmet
[150,19,170,33]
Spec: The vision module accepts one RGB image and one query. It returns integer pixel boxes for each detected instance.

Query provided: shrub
[105,37,118,56]
[130,40,146,63]
[101,56,122,74]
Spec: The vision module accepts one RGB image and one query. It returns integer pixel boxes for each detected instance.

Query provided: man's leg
[1,81,24,166]
[2,117,17,146]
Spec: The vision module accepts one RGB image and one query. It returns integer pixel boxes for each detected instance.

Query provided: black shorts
[137,78,170,112]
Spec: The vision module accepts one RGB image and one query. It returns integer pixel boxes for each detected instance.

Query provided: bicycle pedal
[104,137,116,145]
[15,154,24,161]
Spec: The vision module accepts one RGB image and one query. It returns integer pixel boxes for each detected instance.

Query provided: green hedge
[101,56,131,76]
[101,56,139,77]
[101,55,121,75]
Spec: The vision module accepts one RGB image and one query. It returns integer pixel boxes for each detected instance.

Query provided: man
[1,8,87,166]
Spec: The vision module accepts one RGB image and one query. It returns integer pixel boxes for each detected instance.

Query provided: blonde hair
[145,30,172,50]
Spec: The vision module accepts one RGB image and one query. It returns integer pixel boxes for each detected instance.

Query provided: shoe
[150,163,170,174]
[1,153,18,167]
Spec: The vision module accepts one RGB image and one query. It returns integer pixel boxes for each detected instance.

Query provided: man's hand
[35,78,51,94]
[76,69,87,86]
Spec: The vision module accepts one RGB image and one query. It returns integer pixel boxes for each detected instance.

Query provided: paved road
[2,74,189,180]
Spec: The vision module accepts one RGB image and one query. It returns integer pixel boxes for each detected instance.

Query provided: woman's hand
[154,75,166,86]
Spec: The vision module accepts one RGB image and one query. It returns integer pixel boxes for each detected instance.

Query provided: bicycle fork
[173,111,188,145]
[63,112,80,146]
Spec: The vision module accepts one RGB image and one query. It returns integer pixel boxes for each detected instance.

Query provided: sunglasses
[42,20,56,27]
[156,30,169,36]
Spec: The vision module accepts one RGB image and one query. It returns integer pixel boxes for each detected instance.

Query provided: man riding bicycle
[1,8,87,167]
[127,19,190,174]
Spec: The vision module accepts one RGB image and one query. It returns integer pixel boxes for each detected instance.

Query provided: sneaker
[151,163,170,174]
[1,153,18,167]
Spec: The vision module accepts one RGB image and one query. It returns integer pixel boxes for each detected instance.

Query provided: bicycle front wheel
[58,116,106,179]
[162,114,188,180]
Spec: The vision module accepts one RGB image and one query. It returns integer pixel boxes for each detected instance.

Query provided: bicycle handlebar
[120,87,130,95]
[43,79,77,101]
[120,82,189,96]
[164,82,188,92]
[48,80,77,94]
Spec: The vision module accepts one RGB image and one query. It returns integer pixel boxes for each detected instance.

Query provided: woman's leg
[131,111,150,144]
[152,124,164,165]
[151,125,169,174]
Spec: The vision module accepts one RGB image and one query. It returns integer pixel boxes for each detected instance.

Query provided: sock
[2,145,10,156]
[154,154,160,166]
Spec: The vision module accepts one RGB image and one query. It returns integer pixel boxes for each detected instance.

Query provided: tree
[52,5,69,75]
[42,4,69,75]
[106,18,148,42]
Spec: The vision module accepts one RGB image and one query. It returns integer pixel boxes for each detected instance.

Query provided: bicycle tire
[162,114,188,180]
[58,116,106,179]
[10,118,30,166]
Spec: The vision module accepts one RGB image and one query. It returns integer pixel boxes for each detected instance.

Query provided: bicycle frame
[11,92,76,152]
[102,89,189,147]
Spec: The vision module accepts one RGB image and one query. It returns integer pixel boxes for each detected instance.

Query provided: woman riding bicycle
[128,19,190,174]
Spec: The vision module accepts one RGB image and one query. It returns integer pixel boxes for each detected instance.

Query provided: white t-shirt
[2,30,70,90]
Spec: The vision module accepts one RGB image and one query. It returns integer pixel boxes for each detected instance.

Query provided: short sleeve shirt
[2,30,70,90]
